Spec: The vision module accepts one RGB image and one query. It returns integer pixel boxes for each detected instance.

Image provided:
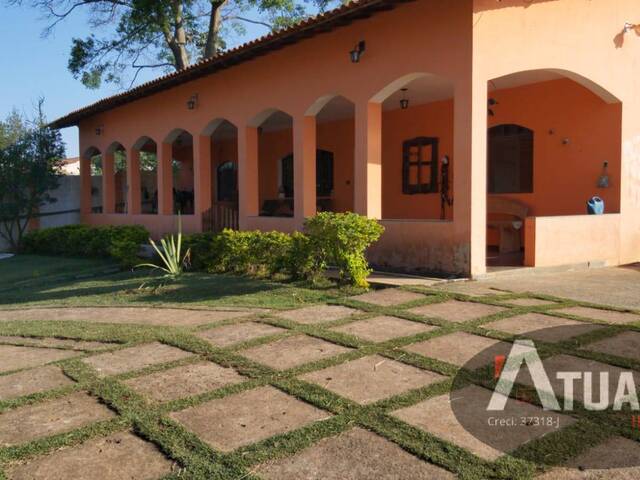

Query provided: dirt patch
[0,336,116,351]
[300,355,446,404]
[0,344,77,373]
[0,307,260,327]
[274,305,359,325]
[404,332,512,369]
[256,427,455,479]
[82,342,193,377]
[197,322,286,348]
[124,361,245,402]
[0,365,73,401]
[585,331,640,361]
[349,289,426,307]
[483,313,602,342]
[392,385,574,461]
[0,392,115,446]
[557,306,640,325]
[240,335,351,370]
[331,316,436,343]
[502,298,557,307]
[408,300,506,323]
[6,430,174,479]
[170,385,330,452]
[538,436,640,479]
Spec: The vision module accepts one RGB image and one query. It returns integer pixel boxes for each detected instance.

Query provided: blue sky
[0,3,267,157]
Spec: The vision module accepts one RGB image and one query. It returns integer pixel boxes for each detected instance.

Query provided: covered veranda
[58,0,637,278]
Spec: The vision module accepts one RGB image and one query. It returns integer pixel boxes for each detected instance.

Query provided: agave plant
[136,217,190,283]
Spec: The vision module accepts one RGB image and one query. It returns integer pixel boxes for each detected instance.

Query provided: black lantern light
[400,88,409,110]
[187,94,199,110]
[488,97,498,116]
[350,41,366,63]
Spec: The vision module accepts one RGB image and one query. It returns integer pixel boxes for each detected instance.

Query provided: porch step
[477,260,608,280]
[367,271,453,287]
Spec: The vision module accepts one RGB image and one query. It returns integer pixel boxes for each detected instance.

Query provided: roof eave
[50,0,411,129]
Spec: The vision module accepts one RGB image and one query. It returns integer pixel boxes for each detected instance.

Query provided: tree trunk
[204,0,227,59]
[168,0,190,70]
[168,40,190,70]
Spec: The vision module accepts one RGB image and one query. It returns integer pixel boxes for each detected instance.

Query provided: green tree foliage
[9,0,341,89]
[0,109,29,150]
[0,105,66,251]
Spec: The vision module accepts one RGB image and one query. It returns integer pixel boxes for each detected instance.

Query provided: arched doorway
[485,69,622,267]
[279,149,335,212]
[217,161,238,203]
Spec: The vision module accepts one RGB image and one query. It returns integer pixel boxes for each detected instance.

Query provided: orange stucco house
[51,0,640,278]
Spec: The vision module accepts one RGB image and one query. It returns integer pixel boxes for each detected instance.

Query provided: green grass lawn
[1,255,639,479]
[0,255,350,310]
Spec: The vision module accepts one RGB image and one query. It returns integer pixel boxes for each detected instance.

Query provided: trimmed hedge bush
[184,212,384,287]
[22,224,149,267]
[305,212,384,288]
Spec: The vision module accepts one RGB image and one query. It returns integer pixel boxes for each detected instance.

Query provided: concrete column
[453,74,488,277]
[193,134,212,215]
[157,142,174,215]
[102,151,115,214]
[238,125,259,227]
[354,101,382,218]
[127,149,142,215]
[80,157,92,214]
[294,115,317,225]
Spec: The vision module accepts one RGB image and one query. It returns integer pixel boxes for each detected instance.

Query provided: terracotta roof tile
[51,0,411,128]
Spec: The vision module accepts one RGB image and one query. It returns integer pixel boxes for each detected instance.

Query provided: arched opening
[133,136,158,215]
[253,110,294,217]
[306,95,355,212]
[486,69,622,267]
[204,119,239,206]
[83,147,103,214]
[107,142,127,214]
[217,161,238,202]
[372,73,455,220]
[165,129,194,215]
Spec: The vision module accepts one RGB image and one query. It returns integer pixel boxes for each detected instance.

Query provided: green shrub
[22,224,148,267]
[182,213,383,287]
[304,212,384,288]
[285,231,323,282]
[185,230,293,277]
[183,232,219,271]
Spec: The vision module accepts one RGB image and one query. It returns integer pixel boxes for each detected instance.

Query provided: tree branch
[228,15,273,29]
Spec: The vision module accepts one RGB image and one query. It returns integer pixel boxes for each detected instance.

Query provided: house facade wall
[470,0,640,273]
[74,0,640,276]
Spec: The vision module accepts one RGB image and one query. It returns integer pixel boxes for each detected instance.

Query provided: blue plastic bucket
[587,196,605,215]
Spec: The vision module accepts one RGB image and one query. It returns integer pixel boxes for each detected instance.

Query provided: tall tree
[0,103,65,251]
[9,0,338,89]
[0,109,28,150]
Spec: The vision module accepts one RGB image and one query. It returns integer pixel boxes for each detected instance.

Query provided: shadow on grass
[0,267,342,309]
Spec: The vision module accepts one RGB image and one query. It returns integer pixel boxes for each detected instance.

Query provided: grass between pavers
[0,268,640,478]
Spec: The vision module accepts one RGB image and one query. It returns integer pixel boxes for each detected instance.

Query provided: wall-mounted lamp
[187,94,199,110]
[597,161,610,188]
[350,41,366,63]
[400,88,409,110]
[488,98,498,117]
[95,126,103,136]
[623,22,638,34]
